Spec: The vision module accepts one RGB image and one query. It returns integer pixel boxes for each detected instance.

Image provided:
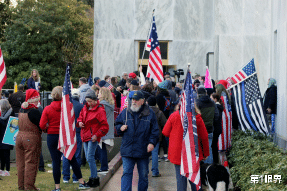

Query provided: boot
[90,177,100,188]
[87,177,93,187]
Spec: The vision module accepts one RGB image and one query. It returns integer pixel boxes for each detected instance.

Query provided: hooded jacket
[162,111,209,165]
[150,106,167,142]
[0,108,14,150]
[79,83,91,104]
[115,104,159,158]
[77,101,109,142]
[40,100,62,134]
[100,100,115,140]
[263,85,277,114]
[196,95,219,133]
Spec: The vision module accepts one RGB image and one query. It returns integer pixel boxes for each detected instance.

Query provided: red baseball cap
[129,72,137,79]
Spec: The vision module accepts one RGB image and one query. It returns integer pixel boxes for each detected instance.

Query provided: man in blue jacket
[116,91,159,191]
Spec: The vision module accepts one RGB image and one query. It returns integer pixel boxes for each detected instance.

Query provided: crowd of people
[0,68,278,191]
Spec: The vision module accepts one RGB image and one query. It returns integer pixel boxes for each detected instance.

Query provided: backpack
[163,96,171,112]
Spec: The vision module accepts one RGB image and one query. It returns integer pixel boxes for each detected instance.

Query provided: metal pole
[140,9,155,67]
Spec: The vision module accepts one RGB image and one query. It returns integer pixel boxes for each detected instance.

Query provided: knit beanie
[147,96,157,106]
[197,85,207,95]
[158,80,169,90]
[85,89,97,100]
[98,80,107,87]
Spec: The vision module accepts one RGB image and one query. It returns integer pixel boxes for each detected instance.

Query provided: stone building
[93,0,287,149]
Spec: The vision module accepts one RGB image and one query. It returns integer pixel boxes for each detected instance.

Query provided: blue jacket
[27,77,41,90]
[72,98,84,133]
[115,104,159,158]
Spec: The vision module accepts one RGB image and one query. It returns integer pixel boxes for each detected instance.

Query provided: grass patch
[0,162,99,191]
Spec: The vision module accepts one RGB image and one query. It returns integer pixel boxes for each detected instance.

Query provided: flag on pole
[218,93,232,151]
[104,82,114,90]
[226,77,232,89]
[88,73,93,86]
[231,58,255,85]
[232,74,269,135]
[204,66,213,88]
[0,48,7,90]
[14,82,18,93]
[180,68,201,191]
[58,63,77,160]
[146,16,164,85]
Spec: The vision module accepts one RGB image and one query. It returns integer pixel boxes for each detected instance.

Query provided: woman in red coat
[77,89,109,187]
[162,104,209,191]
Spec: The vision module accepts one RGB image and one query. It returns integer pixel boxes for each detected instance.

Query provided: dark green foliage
[0,0,11,42]
[1,0,93,90]
[229,130,287,190]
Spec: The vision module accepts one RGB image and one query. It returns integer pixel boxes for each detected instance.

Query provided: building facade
[93,0,287,149]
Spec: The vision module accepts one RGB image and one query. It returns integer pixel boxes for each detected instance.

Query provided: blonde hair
[51,86,63,101]
[99,87,114,105]
[30,69,40,82]
[0,99,11,113]
[91,85,100,96]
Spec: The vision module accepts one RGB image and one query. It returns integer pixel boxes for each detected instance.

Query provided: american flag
[146,16,163,85]
[58,63,77,160]
[226,77,232,89]
[88,73,93,86]
[231,58,255,85]
[218,93,232,151]
[180,69,201,191]
[0,48,7,90]
[232,74,269,134]
[104,82,114,90]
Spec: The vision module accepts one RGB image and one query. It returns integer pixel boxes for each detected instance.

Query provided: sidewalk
[102,159,177,191]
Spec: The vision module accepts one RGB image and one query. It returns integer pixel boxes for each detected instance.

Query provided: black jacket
[196,95,219,134]
[213,103,223,135]
[263,85,277,114]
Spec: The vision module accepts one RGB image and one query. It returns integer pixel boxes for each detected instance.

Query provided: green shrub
[228,130,287,190]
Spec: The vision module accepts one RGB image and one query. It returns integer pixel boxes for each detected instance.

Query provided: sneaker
[152,173,162,177]
[2,171,10,176]
[63,180,69,183]
[97,169,108,174]
[164,157,169,162]
[47,164,53,168]
[79,181,90,189]
[52,188,61,191]
[73,180,79,183]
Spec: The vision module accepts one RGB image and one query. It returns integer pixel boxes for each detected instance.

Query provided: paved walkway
[102,159,181,191]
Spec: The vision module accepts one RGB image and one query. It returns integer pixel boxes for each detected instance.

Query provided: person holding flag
[162,68,210,191]
[40,63,90,191]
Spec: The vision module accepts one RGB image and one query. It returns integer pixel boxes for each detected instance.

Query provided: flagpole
[140,9,155,67]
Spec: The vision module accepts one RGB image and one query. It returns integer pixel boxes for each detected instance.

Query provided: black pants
[47,134,82,184]
[211,133,220,164]
[0,149,10,171]
[159,136,168,155]
[39,151,44,170]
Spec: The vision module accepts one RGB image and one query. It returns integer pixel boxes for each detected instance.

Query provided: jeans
[99,142,108,171]
[39,151,44,170]
[121,156,149,191]
[62,132,82,181]
[83,140,98,178]
[205,133,213,164]
[47,134,82,184]
[174,164,199,191]
[151,142,160,176]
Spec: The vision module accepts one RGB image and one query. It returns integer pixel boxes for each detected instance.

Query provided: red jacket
[162,111,209,165]
[40,100,61,134]
[77,101,109,142]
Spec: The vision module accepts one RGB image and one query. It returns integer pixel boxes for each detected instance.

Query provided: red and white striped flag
[146,16,163,85]
[58,63,77,160]
[218,93,232,151]
[180,69,201,191]
[0,48,7,90]
[231,58,255,85]
[104,82,114,91]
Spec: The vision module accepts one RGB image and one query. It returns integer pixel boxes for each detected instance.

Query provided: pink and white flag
[204,66,213,88]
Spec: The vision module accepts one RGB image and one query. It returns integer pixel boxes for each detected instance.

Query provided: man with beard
[115,91,159,191]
